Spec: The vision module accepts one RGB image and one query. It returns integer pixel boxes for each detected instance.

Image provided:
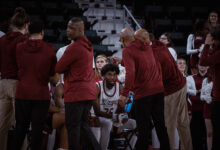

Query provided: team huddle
[1,6,220,150]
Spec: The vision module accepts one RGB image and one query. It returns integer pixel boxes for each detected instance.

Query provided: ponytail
[10,7,30,30]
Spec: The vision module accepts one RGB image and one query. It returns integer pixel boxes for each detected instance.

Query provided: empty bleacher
[79,0,134,54]
[1,0,218,56]
[0,0,114,55]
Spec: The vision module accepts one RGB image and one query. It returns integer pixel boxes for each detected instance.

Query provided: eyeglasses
[159,37,167,40]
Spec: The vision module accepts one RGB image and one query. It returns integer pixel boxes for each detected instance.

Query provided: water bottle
[124,93,133,112]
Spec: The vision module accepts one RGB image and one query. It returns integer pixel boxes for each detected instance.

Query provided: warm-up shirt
[55,36,96,102]
[200,44,220,101]
[0,32,27,79]
[121,40,164,100]
[151,40,186,96]
[16,39,57,100]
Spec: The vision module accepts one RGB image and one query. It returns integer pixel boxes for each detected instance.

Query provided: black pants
[133,93,170,150]
[13,99,49,150]
[211,101,220,150]
[65,100,101,150]
[190,111,207,150]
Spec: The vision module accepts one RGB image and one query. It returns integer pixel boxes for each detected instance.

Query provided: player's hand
[59,108,65,114]
[122,118,128,124]
[107,112,113,118]
[108,56,122,65]
[118,95,126,107]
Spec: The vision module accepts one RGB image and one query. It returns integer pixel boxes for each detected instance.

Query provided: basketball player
[93,64,137,150]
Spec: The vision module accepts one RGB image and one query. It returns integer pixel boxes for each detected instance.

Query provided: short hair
[70,17,83,24]
[101,64,120,76]
[210,25,220,41]
[29,20,44,34]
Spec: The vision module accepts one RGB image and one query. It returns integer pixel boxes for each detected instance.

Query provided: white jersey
[97,80,120,114]
[56,45,69,84]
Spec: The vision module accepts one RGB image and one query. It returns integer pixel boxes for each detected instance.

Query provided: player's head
[101,64,120,86]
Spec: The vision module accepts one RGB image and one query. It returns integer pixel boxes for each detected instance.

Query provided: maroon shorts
[203,103,212,119]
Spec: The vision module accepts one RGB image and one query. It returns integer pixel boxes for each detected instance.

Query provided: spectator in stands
[186,65,208,150]
[177,57,188,77]
[55,17,101,150]
[93,64,137,150]
[159,32,178,61]
[0,7,29,150]
[176,57,189,150]
[200,26,220,150]
[186,19,208,75]
[13,20,57,150]
[95,54,108,81]
[205,11,219,31]
[134,28,192,150]
[200,69,213,150]
[118,28,170,150]
[177,57,191,116]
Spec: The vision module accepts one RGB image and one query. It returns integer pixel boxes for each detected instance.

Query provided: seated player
[41,83,68,150]
[93,64,137,150]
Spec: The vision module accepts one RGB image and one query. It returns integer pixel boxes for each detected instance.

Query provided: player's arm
[93,84,112,118]
[116,84,125,114]
[54,83,65,108]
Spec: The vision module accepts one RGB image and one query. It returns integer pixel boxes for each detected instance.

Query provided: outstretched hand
[108,56,122,65]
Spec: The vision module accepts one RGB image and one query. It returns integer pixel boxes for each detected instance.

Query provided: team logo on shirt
[101,98,117,113]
